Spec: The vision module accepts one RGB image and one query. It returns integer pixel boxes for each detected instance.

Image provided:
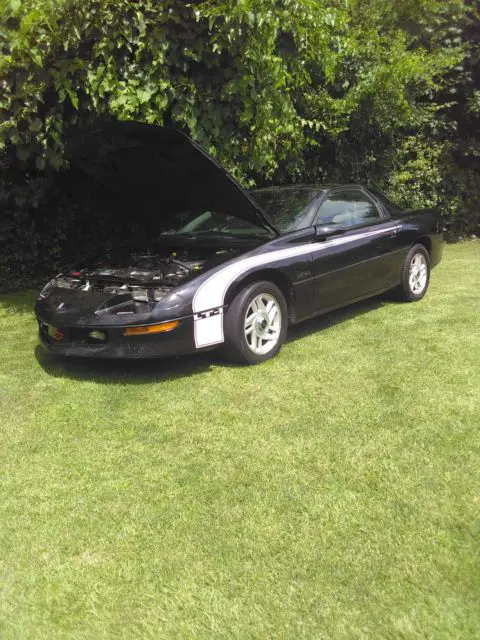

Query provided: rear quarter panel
[390,208,444,268]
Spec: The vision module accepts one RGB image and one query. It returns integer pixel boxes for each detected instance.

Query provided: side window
[316,190,381,228]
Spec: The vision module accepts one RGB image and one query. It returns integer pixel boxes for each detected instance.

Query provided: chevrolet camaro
[35,122,444,364]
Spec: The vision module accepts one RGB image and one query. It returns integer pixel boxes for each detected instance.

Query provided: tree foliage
[0,0,478,286]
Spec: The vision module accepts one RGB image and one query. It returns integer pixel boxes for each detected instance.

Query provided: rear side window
[316,190,382,227]
[368,189,404,214]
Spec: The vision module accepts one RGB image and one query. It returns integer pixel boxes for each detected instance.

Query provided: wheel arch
[414,235,432,257]
[224,268,296,324]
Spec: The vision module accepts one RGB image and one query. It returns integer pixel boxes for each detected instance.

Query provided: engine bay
[40,246,240,314]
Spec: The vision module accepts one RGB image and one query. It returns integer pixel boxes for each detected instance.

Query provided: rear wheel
[223,281,288,365]
[397,244,430,301]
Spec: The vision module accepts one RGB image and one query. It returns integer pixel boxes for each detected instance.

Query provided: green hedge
[0,0,478,289]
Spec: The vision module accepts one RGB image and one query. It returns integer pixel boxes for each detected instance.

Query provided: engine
[39,247,237,314]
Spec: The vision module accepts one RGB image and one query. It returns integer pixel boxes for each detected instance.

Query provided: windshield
[160,209,271,238]
[251,188,326,233]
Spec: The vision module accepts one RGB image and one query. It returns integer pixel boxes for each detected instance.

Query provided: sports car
[35,122,444,364]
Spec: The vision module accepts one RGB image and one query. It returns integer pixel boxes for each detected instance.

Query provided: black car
[35,122,444,364]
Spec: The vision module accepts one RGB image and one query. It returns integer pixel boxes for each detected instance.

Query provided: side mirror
[314,224,346,240]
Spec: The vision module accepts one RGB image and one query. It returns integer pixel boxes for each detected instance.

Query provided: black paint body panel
[35,201,443,359]
[34,125,444,359]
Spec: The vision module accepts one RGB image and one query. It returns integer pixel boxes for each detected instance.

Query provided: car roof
[251,184,403,216]
[251,184,367,192]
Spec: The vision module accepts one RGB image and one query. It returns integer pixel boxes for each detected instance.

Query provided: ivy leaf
[65,85,79,109]
[30,49,43,67]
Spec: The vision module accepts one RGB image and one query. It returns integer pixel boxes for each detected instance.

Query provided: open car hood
[68,121,277,236]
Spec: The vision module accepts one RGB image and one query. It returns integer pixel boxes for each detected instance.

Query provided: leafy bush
[0,0,478,289]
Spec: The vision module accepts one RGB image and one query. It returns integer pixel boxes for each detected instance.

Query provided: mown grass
[0,242,479,639]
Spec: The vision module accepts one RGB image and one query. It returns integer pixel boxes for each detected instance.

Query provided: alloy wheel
[409,253,428,295]
[244,293,281,355]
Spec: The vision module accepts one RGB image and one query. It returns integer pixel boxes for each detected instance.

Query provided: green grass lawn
[0,242,479,639]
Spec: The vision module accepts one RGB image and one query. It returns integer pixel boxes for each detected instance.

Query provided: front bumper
[36,315,200,359]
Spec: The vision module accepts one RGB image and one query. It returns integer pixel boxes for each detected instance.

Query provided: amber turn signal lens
[124,321,179,336]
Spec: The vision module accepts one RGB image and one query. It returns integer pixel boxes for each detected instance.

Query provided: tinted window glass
[251,188,325,232]
[316,191,381,227]
[368,189,403,214]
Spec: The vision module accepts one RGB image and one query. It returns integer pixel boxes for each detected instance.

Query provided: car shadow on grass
[286,294,392,344]
[34,294,395,384]
[34,345,218,385]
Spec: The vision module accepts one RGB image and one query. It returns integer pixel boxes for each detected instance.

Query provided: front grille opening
[39,321,108,346]
[86,330,107,344]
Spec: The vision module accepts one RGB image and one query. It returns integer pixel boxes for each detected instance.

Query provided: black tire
[397,244,431,302]
[223,281,288,365]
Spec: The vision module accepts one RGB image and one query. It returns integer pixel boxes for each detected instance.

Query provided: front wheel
[397,244,431,302]
[223,281,288,365]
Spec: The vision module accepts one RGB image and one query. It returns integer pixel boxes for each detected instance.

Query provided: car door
[311,188,400,312]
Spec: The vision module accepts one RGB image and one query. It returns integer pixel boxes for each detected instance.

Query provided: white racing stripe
[192,225,400,347]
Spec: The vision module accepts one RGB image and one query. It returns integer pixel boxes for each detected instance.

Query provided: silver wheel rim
[409,253,428,295]
[244,293,281,355]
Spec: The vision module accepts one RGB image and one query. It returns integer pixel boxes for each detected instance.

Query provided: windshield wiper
[158,231,268,243]
[192,230,269,238]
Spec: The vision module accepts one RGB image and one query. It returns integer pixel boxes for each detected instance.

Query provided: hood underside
[68,121,276,235]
